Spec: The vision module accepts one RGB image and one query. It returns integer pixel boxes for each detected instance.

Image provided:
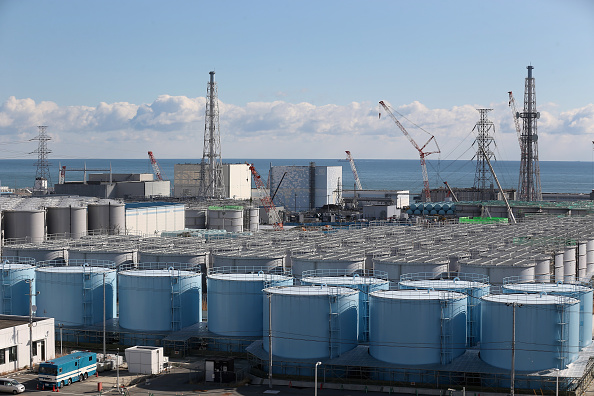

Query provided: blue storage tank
[480,293,580,371]
[0,257,36,315]
[263,285,359,359]
[119,264,202,332]
[399,275,490,347]
[369,290,467,365]
[207,267,293,337]
[300,269,389,342]
[502,281,593,349]
[35,260,117,327]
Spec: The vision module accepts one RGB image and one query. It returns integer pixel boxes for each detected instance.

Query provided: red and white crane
[379,101,440,202]
[345,150,363,190]
[148,151,166,181]
[248,164,283,231]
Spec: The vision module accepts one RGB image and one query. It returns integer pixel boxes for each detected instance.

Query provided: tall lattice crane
[148,151,167,181]
[345,150,363,190]
[508,91,525,192]
[379,101,440,202]
[249,164,283,231]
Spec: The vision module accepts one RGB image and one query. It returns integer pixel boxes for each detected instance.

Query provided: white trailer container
[124,346,168,375]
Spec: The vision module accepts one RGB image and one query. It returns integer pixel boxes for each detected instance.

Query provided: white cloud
[0,95,592,160]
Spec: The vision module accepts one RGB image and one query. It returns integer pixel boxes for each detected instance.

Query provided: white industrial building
[125,202,185,236]
[173,163,251,199]
[269,163,342,211]
[0,316,55,373]
[125,346,168,375]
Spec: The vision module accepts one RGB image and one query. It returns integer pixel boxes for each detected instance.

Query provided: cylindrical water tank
[291,254,365,278]
[0,258,36,315]
[554,251,564,282]
[207,268,293,337]
[586,239,594,279]
[502,282,593,349]
[300,270,389,342]
[118,265,202,332]
[46,206,88,239]
[69,247,136,267]
[35,261,117,327]
[564,246,577,282]
[459,258,536,285]
[399,276,490,347]
[2,243,68,263]
[369,290,467,365]
[3,210,45,242]
[373,256,449,283]
[578,242,587,279]
[480,293,580,371]
[535,255,551,283]
[88,203,125,234]
[207,208,243,233]
[263,286,359,359]
[246,208,259,232]
[211,251,285,271]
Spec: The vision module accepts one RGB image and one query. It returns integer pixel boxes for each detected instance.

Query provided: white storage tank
[0,257,36,315]
[207,267,293,337]
[118,264,202,332]
[480,293,580,371]
[369,290,467,365]
[263,285,359,359]
[35,260,117,327]
[211,250,285,271]
[69,246,137,267]
[458,258,536,285]
[46,206,88,239]
[373,255,449,283]
[2,242,69,263]
[207,207,243,233]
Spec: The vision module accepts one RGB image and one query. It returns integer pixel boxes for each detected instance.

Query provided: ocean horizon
[1,158,592,195]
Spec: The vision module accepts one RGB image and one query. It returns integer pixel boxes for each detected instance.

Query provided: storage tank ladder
[170,271,182,331]
[82,267,94,326]
[467,293,477,347]
[360,289,370,342]
[556,303,568,367]
[1,270,13,315]
[440,299,453,365]
[328,295,341,359]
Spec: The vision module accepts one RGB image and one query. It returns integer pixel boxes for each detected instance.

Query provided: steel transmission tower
[31,125,52,192]
[472,109,496,199]
[517,65,542,201]
[199,71,224,198]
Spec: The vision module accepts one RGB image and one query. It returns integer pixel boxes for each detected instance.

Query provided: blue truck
[38,351,97,389]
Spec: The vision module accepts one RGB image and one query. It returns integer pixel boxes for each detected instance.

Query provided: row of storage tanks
[407,202,456,216]
[2,253,591,373]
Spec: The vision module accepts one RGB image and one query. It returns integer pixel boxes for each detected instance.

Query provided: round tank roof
[264,285,358,296]
[36,266,114,274]
[119,269,197,277]
[482,293,579,305]
[503,283,591,293]
[370,289,466,301]
[208,273,291,282]
[301,276,388,286]
[400,279,489,290]
[0,263,35,270]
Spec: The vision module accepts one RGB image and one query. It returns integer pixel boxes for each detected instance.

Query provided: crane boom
[379,101,440,202]
[249,164,283,231]
[148,151,166,181]
[507,92,523,147]
[345,151,363,190]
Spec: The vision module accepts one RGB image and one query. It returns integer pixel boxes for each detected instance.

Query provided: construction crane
[345,151,363,190]
[248,164,283,231]
[507,92,523,147]
[379,101,440,202]
[443,181,458,202]
[148,151,166,181]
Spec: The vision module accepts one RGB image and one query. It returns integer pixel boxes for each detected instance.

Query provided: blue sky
[0,0,593,161]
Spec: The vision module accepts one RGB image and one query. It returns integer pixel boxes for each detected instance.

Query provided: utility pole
[268,293,273,388]
[507,302,522,396]
[26,279,39,370]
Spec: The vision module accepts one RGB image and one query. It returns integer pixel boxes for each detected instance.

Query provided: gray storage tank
[290,253,365,279]
[207,267,293,337]
[0,257,36,315]
[87,202,126,234]
[3,210,45,242]
[118,263,202,332]
[2,242,69,263]
[263,285,359,359]
[46,206,88,239]
[369,289,467,365]
[35,260,117,327]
